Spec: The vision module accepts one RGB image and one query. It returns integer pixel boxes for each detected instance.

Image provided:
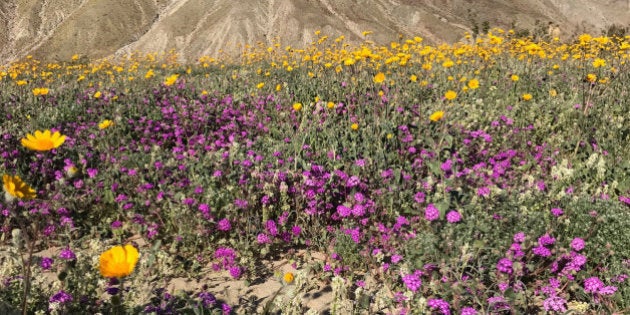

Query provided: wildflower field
[1,30,630,314]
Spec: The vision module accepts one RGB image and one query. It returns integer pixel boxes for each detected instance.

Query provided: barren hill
[1,0,628,63]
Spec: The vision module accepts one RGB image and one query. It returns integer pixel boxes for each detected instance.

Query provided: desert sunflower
[21,130,66,151]
[3,174,36,201]
[99,244,139,278]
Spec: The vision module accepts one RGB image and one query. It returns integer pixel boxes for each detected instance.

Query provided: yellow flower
[292,103,302,111]
[21,130,66,151]
[256,82,265,89]
[145,69,155,79]
[409,74,417,82]
[373,72,385,84]
[549,89,557,97]
[71,54,79,61]
[327,102,335,109]
[511,74,519,82]
[99,119,114,130]
[592,58,606,68]
[93,91,102,99]
[522,93,533,101]
[32,88,49,96]
[351,123,359,131]
[467,79,479,89]
[586,73,597,83]
[164,74,179,86]
[283,272,294,284]
[442,59,454,68]
[276,84,282,91]
[3,174,36,201]
[99,244,139,278]
[444,90,457,101]
[429,111,444,122]
[17,80,27,86]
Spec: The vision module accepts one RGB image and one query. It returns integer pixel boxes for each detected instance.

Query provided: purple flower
[550,207,563,217]
[599,285,618,295]
[59,248,76,260]
[198,291,216,308]
[543,296,567,312]
[256,233,271,244]
[446,210,461,223]
[427,298,450,315]
[532,245,552,257]
[346,176,360,188]
[513,232,526,243]
[221,303,231,315]
[291,225,301,236]
[538,234,556,246]
[40,257,53,270]
[570,237,585,251]
[265,220,278,236]
[425,204,440,222]
[414,191,425,203]
[228,266,242,279]
[217,218,231,231]
[460,307,477,315]
[496,258,513,274]
[584,277,604,293]
[401,273,421,292]
[477,186,490,197]
[337,205,351,217]
[49,290,72,304]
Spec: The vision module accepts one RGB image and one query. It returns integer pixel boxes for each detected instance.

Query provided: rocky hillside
[1,0,628,63]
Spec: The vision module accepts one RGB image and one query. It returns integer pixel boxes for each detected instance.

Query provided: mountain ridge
[1,0,628,63]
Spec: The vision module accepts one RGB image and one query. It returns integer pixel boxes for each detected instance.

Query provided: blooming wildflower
[586,73,597,83]
[511,74,519,82]
[584,277,604,293]
[446,210,461,223]
[513,232,526,243]
[351,123,359,130]
[228,266,242,278]
[551,207,563,216]
[93,91,102,98]
[460,307,478,315]
[570,238,585,251]
[444,90,457,100]
[533,245,552,257]
[283,272,294,284]
[49,290,72,304]
[21,130,66,151]
[477,186,490,197]
[3,174,36,201]
[292,102,302,111]
[467,78,480,89]
[425,204,440,221]
[256,233,270,244]
[543,296,567,312]
[32,87,49,96]
[496,258,513,274]
[429,110,444,122]
[40,257,53,270]
[373,72,385,83]
[99,244,139,278]
[427,298,450,315]
[59,248,76,260]
[521,93,533,101]
[538,234,556,246]
[99,119,114,130]
[217,218,231,231]
[291,225,301,236]
[164,74,179,86]
[198,291,216,308]
[592,58,606,68]
[401,273,421,292]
